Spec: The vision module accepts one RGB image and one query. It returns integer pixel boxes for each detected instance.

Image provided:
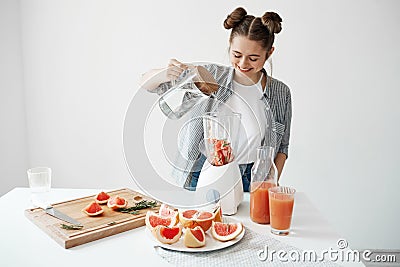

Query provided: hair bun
[224,7,247,29]
[261,12,282,34]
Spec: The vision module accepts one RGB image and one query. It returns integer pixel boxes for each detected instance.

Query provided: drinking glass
[27,167,51,193]
[268,186,295,235]
[27,167,52,208]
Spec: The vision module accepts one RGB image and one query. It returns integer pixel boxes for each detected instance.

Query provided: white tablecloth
[0,187,365,267]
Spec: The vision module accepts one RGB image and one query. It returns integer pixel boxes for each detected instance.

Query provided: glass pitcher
[250,146,278,224]
[158,66,218,119]
[201,111,242,166]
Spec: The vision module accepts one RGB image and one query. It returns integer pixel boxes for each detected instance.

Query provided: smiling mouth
[237,65,252,72]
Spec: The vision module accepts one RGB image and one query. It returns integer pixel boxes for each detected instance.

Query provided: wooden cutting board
[25,188,160,249]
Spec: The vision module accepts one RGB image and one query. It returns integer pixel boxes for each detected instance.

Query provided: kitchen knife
[44,206,82,225]
[32,198,82,225]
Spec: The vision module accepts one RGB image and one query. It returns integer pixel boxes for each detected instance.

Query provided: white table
[0,188,364,266]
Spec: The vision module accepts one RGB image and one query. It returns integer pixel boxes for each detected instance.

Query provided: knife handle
[31,194,52,209]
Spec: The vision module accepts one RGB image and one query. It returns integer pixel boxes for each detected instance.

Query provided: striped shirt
[155,63,292,187]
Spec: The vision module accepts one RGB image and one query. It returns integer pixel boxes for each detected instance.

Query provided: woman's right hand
[140,58,188,92]
[166,58,188,83]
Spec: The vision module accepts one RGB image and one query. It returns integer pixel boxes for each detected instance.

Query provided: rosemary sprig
[60,223,84,230]
[122,210,139,215]
[117,200,158,214]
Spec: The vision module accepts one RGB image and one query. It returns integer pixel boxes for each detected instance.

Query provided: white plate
[146,217,245,252]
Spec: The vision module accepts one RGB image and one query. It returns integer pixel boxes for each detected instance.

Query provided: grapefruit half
[145,211,177,231]
[107,195,128,210]
[211,221,243,242]
[179,209,215,232]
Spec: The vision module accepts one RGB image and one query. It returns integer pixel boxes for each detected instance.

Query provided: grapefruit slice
[132,195,143,203]
[211,221,243,242]
[213,206,223,223]
[179,209,215,232]
[153,224,182,244]
[159,203,179,222]
[82,201,104,216]
[145,211,177,231]
[184,226,206,248]
[107,195,128,210]
[94,191,110,204]
[159,203,179,224]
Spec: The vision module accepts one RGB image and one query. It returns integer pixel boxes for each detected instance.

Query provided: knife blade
[45,206,82,225]
[32,197,82,225]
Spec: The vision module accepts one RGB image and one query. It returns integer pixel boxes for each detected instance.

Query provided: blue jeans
[187,162,254,192]
[239,162,254,192]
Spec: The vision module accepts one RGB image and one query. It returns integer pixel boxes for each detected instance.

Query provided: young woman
[141,7,292,192]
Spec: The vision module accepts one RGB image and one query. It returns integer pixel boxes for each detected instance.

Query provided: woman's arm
[139,67,169,92]
[274,152,287,182]
[139,59,188,92]
[275,87,292,183]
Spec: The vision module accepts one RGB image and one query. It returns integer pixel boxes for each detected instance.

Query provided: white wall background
[1,0,399,249]
[0,0,28,195]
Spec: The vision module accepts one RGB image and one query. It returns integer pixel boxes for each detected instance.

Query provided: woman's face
[229,35,269,83]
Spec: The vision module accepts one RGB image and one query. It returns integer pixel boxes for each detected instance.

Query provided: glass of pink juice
[268,186,295,236]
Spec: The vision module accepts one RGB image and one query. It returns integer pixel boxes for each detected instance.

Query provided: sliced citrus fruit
[179,209,215,232]
[82,201,104,216]
[213,206,223,223]
[107,195,128,210]
[153,224,182,244]
[184,226,206,248]
[145,211,177,231]
[159,203,178,217]
[211,221,243,242]
[132,195,143,203]
[159,203,179,224]
[94,191,110,204]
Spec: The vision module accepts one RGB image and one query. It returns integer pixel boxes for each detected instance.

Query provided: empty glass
[27,167,51,193]
[27,167,53,209]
